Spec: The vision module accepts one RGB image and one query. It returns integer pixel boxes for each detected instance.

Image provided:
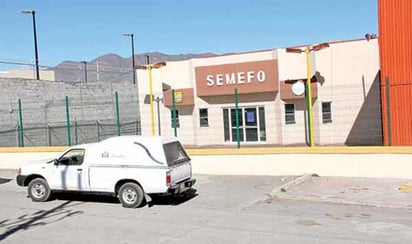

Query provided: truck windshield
[163,142,190,166]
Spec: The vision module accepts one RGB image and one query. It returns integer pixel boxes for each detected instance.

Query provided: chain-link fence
[1,120,140,147]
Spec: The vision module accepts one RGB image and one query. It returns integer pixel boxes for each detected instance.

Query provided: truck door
[49,149,90,191]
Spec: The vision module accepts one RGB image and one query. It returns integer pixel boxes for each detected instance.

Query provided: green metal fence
[3,91,140,147]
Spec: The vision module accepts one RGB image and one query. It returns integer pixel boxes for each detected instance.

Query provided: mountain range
[53,52,216,83]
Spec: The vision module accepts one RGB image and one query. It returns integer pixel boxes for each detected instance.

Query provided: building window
[285,104,295,124]
[223,109,230,141]
[199,108,209,127]
[322,102,332,123]
[171,110,180,128]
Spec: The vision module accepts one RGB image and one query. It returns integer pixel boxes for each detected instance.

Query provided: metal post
[235,89,240,149]
[47,124,51,146]
[131,34,136,85]
[31,11,40,80]
[155,97,162,135]
[172,89,177,137]
[146,55,155,136]
[386,77,392,146]
[96,120,100,142]
[18,98,24,147]
[82,61,87,83]
[74,120,78,145]
[305,47,315,147]
[16,123,20,147]
[115,91,121,136]
[21,10,40,80]
[65,96,71,146]
[123,33,136,85]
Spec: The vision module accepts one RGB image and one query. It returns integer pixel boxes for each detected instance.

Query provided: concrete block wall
[0,78,141,146]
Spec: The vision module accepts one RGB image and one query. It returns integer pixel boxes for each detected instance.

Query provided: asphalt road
[1,171,412,244]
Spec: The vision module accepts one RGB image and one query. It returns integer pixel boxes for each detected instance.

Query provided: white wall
[137,60,194,137]
[314,39,380,145]
[191,50,276,67]
[2,151,412,179]
[0,70,55,81]
[137,39,380,146]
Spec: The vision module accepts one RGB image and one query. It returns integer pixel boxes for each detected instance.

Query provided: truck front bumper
[16,175,27,186]
[168,178,196,194]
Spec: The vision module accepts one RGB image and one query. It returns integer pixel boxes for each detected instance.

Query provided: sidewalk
[268,174,412,209]
[0,169,17,179]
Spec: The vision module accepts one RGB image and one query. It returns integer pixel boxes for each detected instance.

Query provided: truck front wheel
[28,178,52,202]
[118,182,144,208]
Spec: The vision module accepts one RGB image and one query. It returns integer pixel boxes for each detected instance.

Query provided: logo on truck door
[101,151,109,158]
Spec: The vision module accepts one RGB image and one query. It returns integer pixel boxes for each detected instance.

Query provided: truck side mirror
[53,159,59,165]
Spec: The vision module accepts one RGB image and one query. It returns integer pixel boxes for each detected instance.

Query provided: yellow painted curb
[0,146,411,155]
[0,147,68,153]
[187,146,412,155]
[399,184,412,191]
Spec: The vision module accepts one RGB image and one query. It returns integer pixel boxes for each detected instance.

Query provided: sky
[0,0,377,69]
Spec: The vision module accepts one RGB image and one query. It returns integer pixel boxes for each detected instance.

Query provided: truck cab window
[58,149,85,166]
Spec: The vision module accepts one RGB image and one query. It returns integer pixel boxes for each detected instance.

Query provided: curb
[1,146,412,154]
[274,194,411,209]
[255,174,313,205]
[270,174,313,196]
[399,183,412,191]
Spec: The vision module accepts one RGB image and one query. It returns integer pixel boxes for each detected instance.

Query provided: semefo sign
[195,60,279,96]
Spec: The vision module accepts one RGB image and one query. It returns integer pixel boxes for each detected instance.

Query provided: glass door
[244,108,258,141]
[223,106,266,142]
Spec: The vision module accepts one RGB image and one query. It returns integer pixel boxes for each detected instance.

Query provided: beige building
[0,69,55,81]
[136,38,381,147]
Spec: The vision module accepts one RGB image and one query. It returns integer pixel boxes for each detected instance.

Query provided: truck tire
[28,178,52,202]
[118,182,144,208]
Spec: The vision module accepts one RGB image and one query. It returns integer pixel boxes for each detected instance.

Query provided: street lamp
[286,42,329,147]
[134,56,166,136]
[123,33,136,85]
[21,10,40,80]
[81,61,87,83]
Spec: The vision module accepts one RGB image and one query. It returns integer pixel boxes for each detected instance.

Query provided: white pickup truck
[16,136,196,208]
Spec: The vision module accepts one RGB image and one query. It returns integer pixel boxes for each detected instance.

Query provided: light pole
[154,96,163,135]
[21,10,40,80]
[123,33,136,85]
[81,61,87,83]
[286,42,329,147]
[134,56,166,136]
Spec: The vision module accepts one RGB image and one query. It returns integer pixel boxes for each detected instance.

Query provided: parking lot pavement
[268,174,412,209]
[1,170,412,244]
[2,169,412,209]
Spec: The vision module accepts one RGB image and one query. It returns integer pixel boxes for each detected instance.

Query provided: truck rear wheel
[28,178,52,202]
[118,182,144,208]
